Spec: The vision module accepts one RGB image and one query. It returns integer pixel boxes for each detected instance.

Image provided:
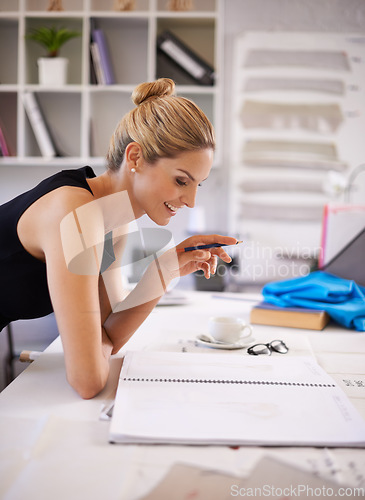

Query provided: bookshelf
[229,31,365,286]
[0,0,223,168]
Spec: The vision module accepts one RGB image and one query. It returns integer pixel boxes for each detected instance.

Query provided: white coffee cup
[208,316,253,344]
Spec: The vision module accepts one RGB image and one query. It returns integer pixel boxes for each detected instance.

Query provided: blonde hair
[106,78,215,171]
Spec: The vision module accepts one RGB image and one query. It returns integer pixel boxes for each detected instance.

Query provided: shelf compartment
[23,91,81,157]
[156,17,216,85]
[25,0,84,11]
[91,0,150,11]
[90,16,148,85]
[157,0,217,12]
[0,19,18,85]
[89,90,134,158]
[0,0,19,11]
[0,92,17,156]
[24,17,83,85]
[157,17,215,65]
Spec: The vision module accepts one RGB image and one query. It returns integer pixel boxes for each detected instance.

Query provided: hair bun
[132,78,176,106]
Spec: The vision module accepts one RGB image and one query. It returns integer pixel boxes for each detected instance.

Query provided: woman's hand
[130,234,237,310]
[176,234,238,279]
[150,234,238,284]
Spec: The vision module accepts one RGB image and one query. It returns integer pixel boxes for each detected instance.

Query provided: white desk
[1,291,365,499]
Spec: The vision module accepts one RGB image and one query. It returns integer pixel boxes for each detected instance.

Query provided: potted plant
[26,26,81,86]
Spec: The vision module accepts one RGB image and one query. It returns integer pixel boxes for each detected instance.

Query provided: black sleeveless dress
[0,166,96,331]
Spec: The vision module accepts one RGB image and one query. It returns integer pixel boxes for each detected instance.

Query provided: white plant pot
[38,57,69,86]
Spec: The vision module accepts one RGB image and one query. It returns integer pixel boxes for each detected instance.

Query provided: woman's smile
[164,201,180,215]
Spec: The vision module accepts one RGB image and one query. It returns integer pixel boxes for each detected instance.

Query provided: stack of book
[250,302,330,330]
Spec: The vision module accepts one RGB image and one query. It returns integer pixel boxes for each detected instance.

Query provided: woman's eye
[176,179,188,186]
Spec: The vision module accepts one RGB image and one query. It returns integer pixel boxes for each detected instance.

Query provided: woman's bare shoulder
[44,184,96,217]
[18,185,97,260]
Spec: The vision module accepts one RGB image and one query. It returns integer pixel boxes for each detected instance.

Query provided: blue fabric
[262,271,365,331]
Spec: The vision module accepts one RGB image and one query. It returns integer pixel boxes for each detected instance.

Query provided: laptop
[321,226,365,286]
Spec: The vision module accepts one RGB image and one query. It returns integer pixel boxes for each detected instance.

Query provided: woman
[0,78,237,398]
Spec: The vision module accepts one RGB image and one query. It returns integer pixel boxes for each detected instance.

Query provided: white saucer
[195,335,255,350]
[157,291,191,306]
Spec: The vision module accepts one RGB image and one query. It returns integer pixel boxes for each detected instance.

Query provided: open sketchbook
[109,351,365,447]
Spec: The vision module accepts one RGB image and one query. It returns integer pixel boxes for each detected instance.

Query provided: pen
[177,241,243,253]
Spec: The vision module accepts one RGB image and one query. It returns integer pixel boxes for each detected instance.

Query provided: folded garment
[262,271,365,331]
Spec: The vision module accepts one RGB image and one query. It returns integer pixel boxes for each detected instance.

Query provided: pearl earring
[131,167,136,173]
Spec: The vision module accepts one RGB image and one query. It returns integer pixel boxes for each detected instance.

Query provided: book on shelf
[250,301,330,330]
[89,42,98,85]
[90,42,105,85]
[0,117,16,157]
[91,29,116,85]
[109,351,365,447]
[22,92,56,158]
[0,124,10,157]
[157,30,215,86]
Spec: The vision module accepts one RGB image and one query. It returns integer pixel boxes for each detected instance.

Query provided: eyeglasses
[247,340,289,356]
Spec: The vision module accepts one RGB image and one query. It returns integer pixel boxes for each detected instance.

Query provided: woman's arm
[36,190,114,399]
[46,246,113,399]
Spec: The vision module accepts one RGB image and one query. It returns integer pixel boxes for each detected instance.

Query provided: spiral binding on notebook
[122,377,335,387]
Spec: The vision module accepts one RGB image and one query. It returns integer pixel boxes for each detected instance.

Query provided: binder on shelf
[22,92,56,158]
[157,50,200,86]
[157,30,215,86]
[91,29,116,85]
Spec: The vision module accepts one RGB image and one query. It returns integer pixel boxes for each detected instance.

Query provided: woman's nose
[181,186,197,208]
